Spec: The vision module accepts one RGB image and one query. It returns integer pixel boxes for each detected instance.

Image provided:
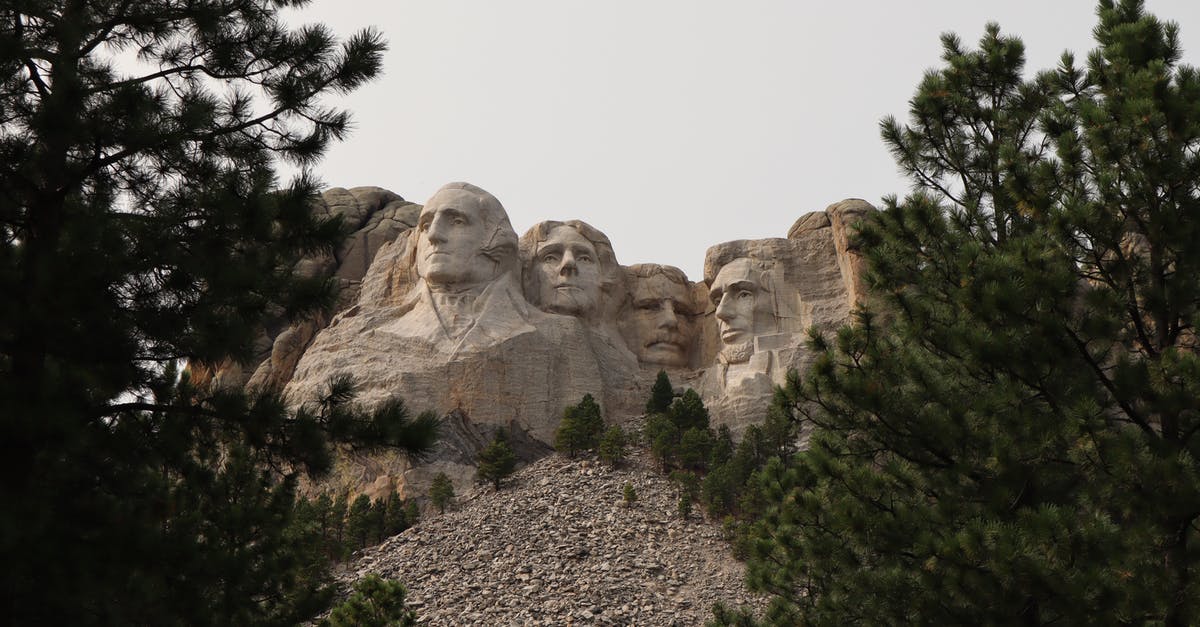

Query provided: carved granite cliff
[217,183,873,497]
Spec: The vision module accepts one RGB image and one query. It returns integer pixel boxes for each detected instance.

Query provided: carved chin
[720,341,754,364]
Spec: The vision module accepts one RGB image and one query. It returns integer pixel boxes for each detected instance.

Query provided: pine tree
[430,472,455,514]
[330,491,351,561]
[622,482,638,507]
[644,413,680,472]
[677,427,713,471]
[722,2,1200,624]
[646,369,676,415]
[384,487,412,530]
[0,2,443,624]
[597,425,628,467]
[477,431,517,490]
[346,494,374,551]
[403,499,420,527]
[325,574,418,627]
[668,388,710,432]
[554,393,605,457]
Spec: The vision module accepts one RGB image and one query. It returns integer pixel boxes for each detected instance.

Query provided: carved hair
[624,263,689,286]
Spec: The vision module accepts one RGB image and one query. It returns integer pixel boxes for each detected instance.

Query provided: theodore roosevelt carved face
[623,264,695,367]
[413,183,517,291]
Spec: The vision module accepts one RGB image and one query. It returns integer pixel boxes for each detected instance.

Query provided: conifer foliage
[0,2,439,624]
[722,2,1200,624]
[429,471,456,514]
[554,393,605,457]
[477,431,517,490]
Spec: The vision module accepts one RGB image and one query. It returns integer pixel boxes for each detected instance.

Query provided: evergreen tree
[622,482,638,507]
[325,574,417,627]
[403,500,420,527]
[430,472,455,514]
[677,427,713,471]
[668,388,710,432]
[597,425,628,467]
[330,491,351,561]
[554,393,605,457]
[644,413,680,472]
[722,2,1200,624]
[646,369,676,415]
[346,494,374,551]
[381,490,408,537]
[710,425,735,468]
[0,2,442,624]
[477,431,517,490]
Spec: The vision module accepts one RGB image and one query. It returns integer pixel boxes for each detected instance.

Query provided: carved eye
[452,216,466,226]
[577,255,592,263]
[710,292,722,306]
[542,254,560,264]
[737,290,754,300]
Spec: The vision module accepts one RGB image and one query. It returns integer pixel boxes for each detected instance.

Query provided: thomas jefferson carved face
[709,258,773,359]
[415,186,504,290]
[627,272,694,367]
[533,225,602,316]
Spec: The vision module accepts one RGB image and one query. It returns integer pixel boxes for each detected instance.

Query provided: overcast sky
[283,0,1200,281]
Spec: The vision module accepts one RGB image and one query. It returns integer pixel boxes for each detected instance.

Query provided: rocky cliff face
[336,447,764,625]
[206,183,874,499]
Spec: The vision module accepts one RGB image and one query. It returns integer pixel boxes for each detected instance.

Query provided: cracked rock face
[335,445,765,625]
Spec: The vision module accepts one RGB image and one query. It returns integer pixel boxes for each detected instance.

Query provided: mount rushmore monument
[203,182,874,496]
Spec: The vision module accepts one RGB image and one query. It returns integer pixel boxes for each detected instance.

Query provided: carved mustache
[645,332,684,348]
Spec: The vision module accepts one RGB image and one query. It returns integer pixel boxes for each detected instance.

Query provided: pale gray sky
[286,0,1200,280]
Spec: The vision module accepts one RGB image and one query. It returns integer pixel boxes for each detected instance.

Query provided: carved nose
[715,294,734,321]
[656,304,679,329]
[425,216,449,244]
[559,251,577,276]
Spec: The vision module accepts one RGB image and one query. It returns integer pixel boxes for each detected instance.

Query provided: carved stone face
[415,188,492,289]
[709,258,773,351]
[628,274,693,367]
[533,225,602,316]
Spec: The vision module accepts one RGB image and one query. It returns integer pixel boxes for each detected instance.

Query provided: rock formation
[218,182,874,497]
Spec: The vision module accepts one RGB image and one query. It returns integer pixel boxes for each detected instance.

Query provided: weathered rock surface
[214,183,875,498]
[336,446,763,625]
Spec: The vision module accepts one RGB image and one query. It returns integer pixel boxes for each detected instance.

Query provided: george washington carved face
[413,183,517,291]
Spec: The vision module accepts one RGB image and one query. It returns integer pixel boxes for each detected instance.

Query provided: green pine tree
[347,494,374,551]
[720,2,1200,624]
[597,425,628,467]
[383,490,410,537]
[646,369,676,415]
[644,413,680,473]
[668,388,710,432]
[403,500,420,527]
[430,472,456,514]
[477,431,517,490]
[554,393,605,457]
[0,2,441,624]
[622,482,638,507]
[325,574,417,627]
